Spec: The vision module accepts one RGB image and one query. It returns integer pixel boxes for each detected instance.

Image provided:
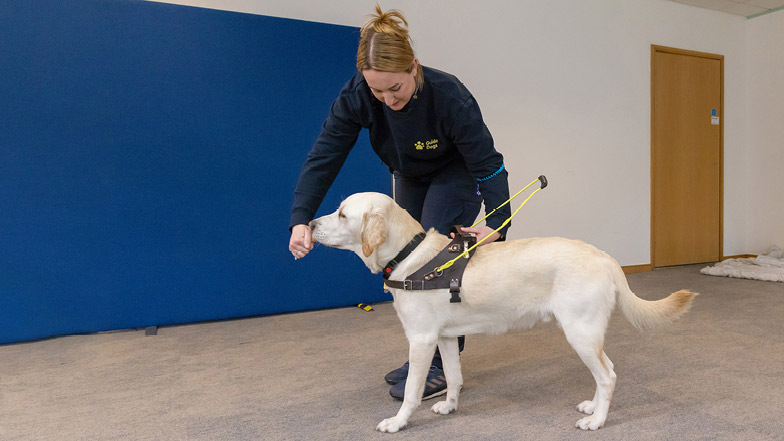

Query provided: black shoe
[384,361,409,385]
[389,365,447,401]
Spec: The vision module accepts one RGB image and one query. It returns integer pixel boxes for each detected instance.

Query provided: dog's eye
[339,211,346,219]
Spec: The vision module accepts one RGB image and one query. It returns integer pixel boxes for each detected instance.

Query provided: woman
[288,6,511,401]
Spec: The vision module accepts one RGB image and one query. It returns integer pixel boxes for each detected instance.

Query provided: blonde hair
[356,5,424,91]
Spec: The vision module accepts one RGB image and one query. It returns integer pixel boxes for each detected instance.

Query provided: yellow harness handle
[435,175,547,272]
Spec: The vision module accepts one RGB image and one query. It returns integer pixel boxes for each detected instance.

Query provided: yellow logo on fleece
[414,139,439,150]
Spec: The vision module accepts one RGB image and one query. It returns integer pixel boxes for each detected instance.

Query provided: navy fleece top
[290,66,511,235]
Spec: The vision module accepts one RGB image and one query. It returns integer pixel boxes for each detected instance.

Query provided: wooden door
[651,46,723,267]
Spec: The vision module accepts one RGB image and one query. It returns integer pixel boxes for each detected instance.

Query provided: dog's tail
[613,263,697,331]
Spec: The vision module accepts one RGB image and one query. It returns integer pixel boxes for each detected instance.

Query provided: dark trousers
[393,162,481,369]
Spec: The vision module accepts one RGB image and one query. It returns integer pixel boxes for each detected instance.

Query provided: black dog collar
[382,232,427,279]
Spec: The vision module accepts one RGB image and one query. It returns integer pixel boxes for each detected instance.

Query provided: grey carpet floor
[2,264,784,440]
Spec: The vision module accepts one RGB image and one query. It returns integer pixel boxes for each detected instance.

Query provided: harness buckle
[449,278,462,303]
[403,280,424,290]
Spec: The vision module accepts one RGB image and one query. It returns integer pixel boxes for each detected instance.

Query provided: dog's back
[431,237,696,337]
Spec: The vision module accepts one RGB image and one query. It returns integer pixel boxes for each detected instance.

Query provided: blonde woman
[289,6,511,401]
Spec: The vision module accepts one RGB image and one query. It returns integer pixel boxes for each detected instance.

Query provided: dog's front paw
[576,400,596,415]
[575,415,604,431]
[376,417,407,433]
[431,399,457,415]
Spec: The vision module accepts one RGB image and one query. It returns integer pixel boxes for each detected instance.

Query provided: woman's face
[362,63,417,111]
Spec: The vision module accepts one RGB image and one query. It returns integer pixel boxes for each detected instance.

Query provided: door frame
[650,45,724,268]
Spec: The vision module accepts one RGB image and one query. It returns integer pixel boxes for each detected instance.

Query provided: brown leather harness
[382,226,477,303]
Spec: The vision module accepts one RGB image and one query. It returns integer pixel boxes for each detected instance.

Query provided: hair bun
[362,4,410,41]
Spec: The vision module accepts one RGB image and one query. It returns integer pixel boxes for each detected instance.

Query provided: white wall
[745,11,784,255]
[149,0,776,264]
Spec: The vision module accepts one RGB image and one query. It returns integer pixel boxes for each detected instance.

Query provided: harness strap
[382,232,427,279]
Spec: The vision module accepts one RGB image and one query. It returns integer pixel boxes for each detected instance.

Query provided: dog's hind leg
[432,337,462,415]
[577,351,616,412]
[561,324,617,431]
[575,351,615,415]
[377,335,438,433]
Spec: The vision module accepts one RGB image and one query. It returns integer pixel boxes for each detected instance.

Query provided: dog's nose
[308,219,321,243]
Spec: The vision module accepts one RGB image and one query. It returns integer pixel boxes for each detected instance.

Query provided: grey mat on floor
[701,246,784,282]
[2,264,784,440]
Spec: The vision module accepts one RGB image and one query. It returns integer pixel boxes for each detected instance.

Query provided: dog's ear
[361,212,386,257]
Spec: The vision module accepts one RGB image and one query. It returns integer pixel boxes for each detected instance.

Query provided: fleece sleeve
[289,92,363,229]
[449,96,512,237]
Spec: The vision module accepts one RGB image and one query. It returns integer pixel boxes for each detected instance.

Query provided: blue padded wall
[0,0,390,344]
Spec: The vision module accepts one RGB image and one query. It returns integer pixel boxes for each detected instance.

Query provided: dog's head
[309,192,424,273]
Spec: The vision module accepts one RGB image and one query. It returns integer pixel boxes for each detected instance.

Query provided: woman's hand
[289,224,313,260]
[459,226,501,246]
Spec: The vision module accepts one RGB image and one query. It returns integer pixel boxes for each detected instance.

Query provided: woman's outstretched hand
[289,224,313,260]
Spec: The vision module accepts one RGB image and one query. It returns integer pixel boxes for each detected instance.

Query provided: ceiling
[669,0,784,18]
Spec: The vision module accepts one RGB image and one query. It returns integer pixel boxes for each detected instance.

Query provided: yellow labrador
[309,192,696,433]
